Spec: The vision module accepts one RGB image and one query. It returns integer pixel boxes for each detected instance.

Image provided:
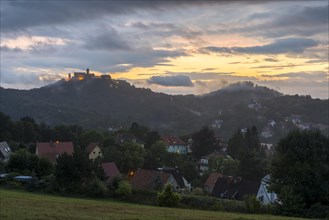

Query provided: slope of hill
[1,78,328,142]
[0,189,305,220]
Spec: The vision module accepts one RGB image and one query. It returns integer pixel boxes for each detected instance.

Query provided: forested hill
[1,79,328,142]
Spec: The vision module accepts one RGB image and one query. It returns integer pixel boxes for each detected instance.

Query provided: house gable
[0,141,12,162]
[87,143,103,160]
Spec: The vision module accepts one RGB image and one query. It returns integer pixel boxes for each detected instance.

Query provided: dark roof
[161,136,186,146]
[0,141,12,158]
[131,168,171,190]
[212,176,260,200]
[204,173,223,188]
[86,143,99,154]
[36,142,74,163]
[101,162,120,184]
[115,133,144,145]
[160,168,186,188]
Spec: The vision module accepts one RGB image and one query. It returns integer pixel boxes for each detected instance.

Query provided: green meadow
[0,189,308,220]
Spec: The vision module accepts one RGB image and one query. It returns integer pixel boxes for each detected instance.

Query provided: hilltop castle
[68,68,111,81]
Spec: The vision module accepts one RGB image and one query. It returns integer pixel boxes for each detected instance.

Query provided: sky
[1,0,328,98]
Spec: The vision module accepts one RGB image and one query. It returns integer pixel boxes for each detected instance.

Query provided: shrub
[191,187,204,196]
[86,178,108,198]
[304,203,329,219]
[115,180,132,198]
[157,184,181,207]
[244,195,261,213]
[130,189,158,205]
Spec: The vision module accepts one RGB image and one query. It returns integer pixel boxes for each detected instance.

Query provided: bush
[115,180,132,198]
[304,203,329,219]
[86,178,108,198]
[191,187,204,196]
[157,184,181,207]
[244,195,261,213]
[130,189,158,205]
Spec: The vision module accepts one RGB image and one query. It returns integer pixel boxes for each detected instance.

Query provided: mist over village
[0,1,328,219]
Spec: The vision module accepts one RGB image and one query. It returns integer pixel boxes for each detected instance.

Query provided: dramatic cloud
[84,27,132,51]
[0,1,234,33]
[201,38,319,55]
[147,75,193,87]
[0,1,327,98]
[261,71,328,79]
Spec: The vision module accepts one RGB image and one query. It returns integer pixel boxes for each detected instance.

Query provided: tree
[143,141,169,169]
[209,155,240,176]
[157,184,181,207]
[119,142,145,173]
[115,180,132,198]
[79,130,104,149]
[270,130,329,218]
[227,129,244,158]
[191,127,217,159]
[227,126,267,180]
[7,149,53,177]
[0,112,13,140]
[54,148,104,193]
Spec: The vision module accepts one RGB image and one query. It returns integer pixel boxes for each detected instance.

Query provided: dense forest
[1,79,328,143]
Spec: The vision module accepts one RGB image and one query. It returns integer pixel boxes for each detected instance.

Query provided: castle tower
[86,68,90,75]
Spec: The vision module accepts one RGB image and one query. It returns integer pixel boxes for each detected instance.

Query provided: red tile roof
[36,142,74,163]
[131,168,171,190]
[161,136,186,146]
[101,162,121,184]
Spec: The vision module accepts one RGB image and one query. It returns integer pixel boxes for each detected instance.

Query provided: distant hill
[1,78,328,142]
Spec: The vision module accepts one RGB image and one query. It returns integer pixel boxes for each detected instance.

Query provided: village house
[101,162,121,185]
[131,168,179,191]
[115,133,144,148]
[161,136,187,155]
[159,167,192,192]
[256,175,277,204]
[36,141,74,163]
[196,156,209,173]
[203,172,224,194]
[0,141,12,163]
[212,176,260,201]
[86,143,103,160]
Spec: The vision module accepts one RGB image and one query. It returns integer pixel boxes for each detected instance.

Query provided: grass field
[0,189,308,220]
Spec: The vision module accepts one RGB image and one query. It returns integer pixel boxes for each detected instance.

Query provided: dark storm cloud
[147,75,194,87]
[84,27,132,51]
[201,38,319,55]
[129,21,203,40]
[0,1,242,33]
[247,4,328,37]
